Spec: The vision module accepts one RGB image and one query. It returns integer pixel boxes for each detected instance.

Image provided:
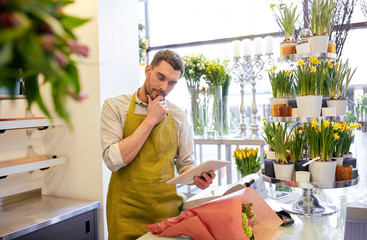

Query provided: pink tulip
[41,34,55,51]
[66,39,89,57]
[54,50,68,67]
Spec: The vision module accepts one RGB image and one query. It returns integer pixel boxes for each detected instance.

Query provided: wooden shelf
[0,155,67,178]
[0,118,64,133]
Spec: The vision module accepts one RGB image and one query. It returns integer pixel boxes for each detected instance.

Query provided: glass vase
[187,86,205,137]
[204,86,223,138]
[222,94,229,135]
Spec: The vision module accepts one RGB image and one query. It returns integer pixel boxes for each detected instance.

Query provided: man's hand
[147,95,168,125]
[193,170,216,190]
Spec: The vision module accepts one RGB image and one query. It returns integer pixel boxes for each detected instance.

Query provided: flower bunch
[266,65,294,98]
[325,59,356,99]
[242,203,256,240]
[233,147,260,177]
[204,58,231,87]
[341,122,361,154]
[182,54,207,88]
[294,57,327,96]
[0,0,89,125]
[271,2,299,42]
[308,0,336,36]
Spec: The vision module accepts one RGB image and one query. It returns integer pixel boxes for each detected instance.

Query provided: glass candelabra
[232,53,274,139]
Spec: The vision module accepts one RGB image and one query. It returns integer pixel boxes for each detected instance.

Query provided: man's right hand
[147,95,168,125]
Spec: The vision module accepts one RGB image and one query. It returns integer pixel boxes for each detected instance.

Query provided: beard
[144,84,165,100]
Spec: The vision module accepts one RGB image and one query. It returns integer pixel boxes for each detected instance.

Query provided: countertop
[0,195,100,239]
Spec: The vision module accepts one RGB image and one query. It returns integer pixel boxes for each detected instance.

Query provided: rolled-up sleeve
[100,98,127,172]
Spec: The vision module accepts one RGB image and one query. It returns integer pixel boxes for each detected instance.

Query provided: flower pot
[266,150,276,160]
[343,152,353,158]
[280,42,296,56]
[295,42,310,54]
[309,159,337,182]
[264,159,276,178]
[308,35,328,53]
[321,107,336,117]
[291,108,298,117]
[334,156,344,165]
[270,97,289,117]
[335,164,352,181]
[296,95,323,117]
[295,171,310,182]
[343,157,356,168]
[273,162,294,181]
[327,40,336,53]
[295,160,309,172]
[327,99,348,116]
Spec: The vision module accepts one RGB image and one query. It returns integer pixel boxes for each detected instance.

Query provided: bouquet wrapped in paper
[147,188,283,240]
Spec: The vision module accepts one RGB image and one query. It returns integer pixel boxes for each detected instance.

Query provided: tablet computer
[167,160,229,184]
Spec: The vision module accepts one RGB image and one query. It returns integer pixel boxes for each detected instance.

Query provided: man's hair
[150,50,185,78]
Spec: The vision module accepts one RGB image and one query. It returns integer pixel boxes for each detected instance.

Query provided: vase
[222,94,229,135]
[188,86,205,136]
[264,159,275,178]
[295,42,311,54]
[308,35,329,53]
[327,99,348,116]
[296,95,323,117]
[280,42,296,56]
[269,97,290,117]
[273,162,294,181]
[204,86,222,138]
[327,40,336,53]
[335,164,352,181]
[309,159,337,182]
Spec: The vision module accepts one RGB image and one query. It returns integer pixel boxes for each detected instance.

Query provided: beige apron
[106,93,183,240]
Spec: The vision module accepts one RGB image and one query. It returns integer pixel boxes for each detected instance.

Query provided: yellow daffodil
[297,59,305,66]
[265,69,270,72]
[261,126,265,130]
[333,122,341,130]
[311,119,318,127]
[318,125,321,132]
[285,70,291,76]
[261,117,266,122]
[272,65,278,71]
[364,93,367,98]
[334,133,340,140]
[311,66,317,73]
[328,62,333,68]
[309,56,319,64]
[323,120,330,128]
[270,3,275,9]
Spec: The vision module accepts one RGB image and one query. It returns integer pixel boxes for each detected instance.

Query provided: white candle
[254,37,263,55]
[232,40,241,58]
[264,36,273,55]
[242,39,251,56]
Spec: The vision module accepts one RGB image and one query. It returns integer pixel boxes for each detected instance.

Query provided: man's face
[144,61,181,100]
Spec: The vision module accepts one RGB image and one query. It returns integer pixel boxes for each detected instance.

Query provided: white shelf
[0,118,64,132]
[269,115,347,123]
[0,155,67,177]
[278,52,337,62]
[0,94,26,100]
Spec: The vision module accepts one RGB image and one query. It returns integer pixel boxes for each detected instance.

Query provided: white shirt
[100,92,196,173]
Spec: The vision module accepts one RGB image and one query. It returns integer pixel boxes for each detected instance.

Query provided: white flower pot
[322,107,336,117]
[295,42,311,54]
[334,156,344,165]
[269,97,290,106]
[308,35,329,53]
[327,99,348,116]
[292,108,298,117]
[309,160,337,182]
[296,95,323,117]
[273,162,294,181]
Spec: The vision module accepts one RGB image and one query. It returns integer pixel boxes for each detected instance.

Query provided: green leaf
[61,15,90,30]
[0,42,13,67]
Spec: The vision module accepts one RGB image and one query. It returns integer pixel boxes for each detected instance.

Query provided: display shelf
[0,155,67,178]
[0,94,26,100]
[269,115,347,123]
[278,52,337,62]
[0,118,64,133]
[262,173,359,216]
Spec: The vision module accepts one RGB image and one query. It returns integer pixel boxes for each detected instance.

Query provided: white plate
[166,160,229,184]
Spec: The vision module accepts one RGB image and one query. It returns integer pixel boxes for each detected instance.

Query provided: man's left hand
[193,170,216,190]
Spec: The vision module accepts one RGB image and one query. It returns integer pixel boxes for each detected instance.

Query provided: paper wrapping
[147,187,283,240]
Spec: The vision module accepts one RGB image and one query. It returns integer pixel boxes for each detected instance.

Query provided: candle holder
[232,53,274,139]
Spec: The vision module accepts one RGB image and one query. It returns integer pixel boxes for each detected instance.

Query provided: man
[101,49,216,239]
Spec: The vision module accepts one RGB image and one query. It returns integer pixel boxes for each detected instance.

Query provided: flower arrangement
[325,59,356,99]
[233,147,260,177]
[294,57,327,96]
[308,0,336,36]
[289,125,307,162]
[0,0,89,125]
[341,122,360,155]
[271,2,299,42]
[138,23,148,66]
[355,94,367,122]
[332,121,347,158]
[242,203,256,240]
[266,65,294,98]
[182,54,207,89]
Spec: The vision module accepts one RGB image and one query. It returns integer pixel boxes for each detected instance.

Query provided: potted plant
[307,0,336,53]
[267,66,294,117]
[331,121,346,165]
[183,54,207,136]
[233,147,260,177]
[326,60,356,116]
[0,0,89,127]
[305,119,338,182]
[271,3,299,56]
[271,122,295,181]
[289,125,308,172]
[342,122,360,167]
[261,118,276,178]
[294,57,326,117]
[355,94,367,132]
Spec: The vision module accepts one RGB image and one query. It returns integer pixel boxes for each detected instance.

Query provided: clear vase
[222,94,229,135]
[204,86,223,138]
[187,86,205,137]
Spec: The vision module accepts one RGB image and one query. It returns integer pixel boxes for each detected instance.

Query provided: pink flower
[77,89,88,101]
[66,39,89,57]
[54,50,68,66]
[41,34,55,51]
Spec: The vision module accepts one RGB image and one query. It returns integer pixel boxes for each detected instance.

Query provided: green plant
[233,147,260,177]
[308,0,336,36]
[266,65,294,98]
[341,122,360,154]
[261,118,276,151]
[271,2,299,42]
[355,94,367,122]
[0,0,89,126]
[294,57,327,96]
[289,125,306,162]
[326,59,356,99]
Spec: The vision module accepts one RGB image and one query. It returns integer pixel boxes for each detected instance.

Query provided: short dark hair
[150,50,185,78]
